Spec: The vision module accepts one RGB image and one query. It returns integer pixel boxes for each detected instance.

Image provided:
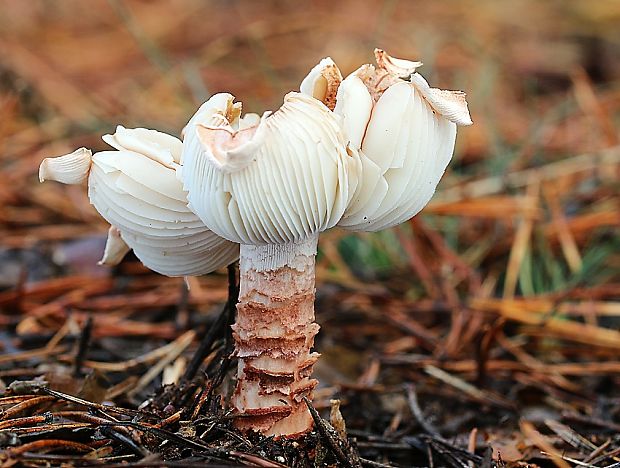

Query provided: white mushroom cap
[39,127,239,276]
[181,92,357,245]
[301,49,472,232]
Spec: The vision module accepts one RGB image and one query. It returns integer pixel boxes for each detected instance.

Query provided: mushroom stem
[232,234,320,437]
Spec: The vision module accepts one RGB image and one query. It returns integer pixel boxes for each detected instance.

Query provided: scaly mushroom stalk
[232,235,319,436]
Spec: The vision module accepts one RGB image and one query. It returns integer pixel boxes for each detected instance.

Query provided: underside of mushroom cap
[181,92,356,245]
[88,138,239,276]
[40,127,240,277]
[335,49,471,231]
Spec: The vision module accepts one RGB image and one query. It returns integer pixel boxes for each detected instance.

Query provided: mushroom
[181,92,357,436]
[39,126,239,276]
[180,50,471,437]
[38,48,471,439]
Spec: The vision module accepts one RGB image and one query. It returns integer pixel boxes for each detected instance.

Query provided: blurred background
[1,0,619,465]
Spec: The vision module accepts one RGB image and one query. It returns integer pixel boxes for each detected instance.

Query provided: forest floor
[0,1,619,466]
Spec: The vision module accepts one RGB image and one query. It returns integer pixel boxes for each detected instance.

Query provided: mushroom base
[232,234,319,437]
